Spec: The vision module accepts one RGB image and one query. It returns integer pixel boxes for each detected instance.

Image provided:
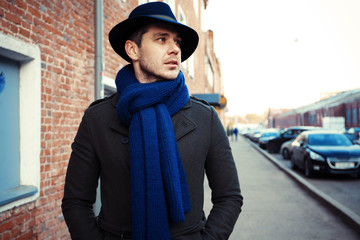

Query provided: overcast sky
[203,0,360,116]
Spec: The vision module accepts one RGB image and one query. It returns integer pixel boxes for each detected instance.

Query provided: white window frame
[193,0,199,17]
[103,75,117,96]
[0,33,41,212]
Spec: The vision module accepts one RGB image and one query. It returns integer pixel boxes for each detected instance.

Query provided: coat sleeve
[61,110,103,240]
[202,108,243,240]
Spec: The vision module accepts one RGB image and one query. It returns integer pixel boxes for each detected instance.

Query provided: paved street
[271,152,360,218]
[204,136,360,240]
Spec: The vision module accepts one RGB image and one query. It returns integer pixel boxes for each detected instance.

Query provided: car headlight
[309,151,325,161]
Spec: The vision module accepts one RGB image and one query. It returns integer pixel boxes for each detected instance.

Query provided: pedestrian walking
[233,128,239,141]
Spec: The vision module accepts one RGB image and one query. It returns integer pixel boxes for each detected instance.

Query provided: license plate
[335,162,355,169]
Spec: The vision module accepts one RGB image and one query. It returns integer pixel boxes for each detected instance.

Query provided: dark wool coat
[62,93,243,240]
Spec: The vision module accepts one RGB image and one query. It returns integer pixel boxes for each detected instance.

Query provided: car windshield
[308,134,353,146]
[262,132,279,137]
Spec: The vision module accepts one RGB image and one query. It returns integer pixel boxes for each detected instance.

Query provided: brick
[11,226,21,238]
[9,22,19,33]
[0,0,9,9]
[14,214,30,225]
[0,220,14,232]
[3,231,12,240]
[24,12,33,22]
[27,6,41,19]
[19,27,30,38]
[17,231,33,240]
[14,0,27,11]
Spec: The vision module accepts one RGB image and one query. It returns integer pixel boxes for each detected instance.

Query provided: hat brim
[109,16,199,62]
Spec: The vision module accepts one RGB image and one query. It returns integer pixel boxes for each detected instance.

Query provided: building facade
[268,89,360,129]
[0,0,224,239]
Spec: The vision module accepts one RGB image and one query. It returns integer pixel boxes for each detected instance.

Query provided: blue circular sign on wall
[0,72,5,94]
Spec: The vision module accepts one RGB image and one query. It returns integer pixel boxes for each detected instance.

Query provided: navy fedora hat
[109,1,199,62]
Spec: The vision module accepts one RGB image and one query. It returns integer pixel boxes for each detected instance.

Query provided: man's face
[134,24,182,83]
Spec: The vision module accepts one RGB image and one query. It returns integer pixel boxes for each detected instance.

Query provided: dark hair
[128,24,152,47]
[128,21,180,47]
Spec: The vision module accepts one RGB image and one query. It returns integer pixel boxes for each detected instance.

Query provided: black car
[258,129,280,149]
[267,126,318,153]
[290,130,360,178]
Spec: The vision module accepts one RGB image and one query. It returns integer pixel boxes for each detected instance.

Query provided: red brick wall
[0,0,96,239]
[103,1,137,79]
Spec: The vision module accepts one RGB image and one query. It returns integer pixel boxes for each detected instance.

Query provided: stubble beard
[138,57,179,83]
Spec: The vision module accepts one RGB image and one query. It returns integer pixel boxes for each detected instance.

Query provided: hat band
[148,14,177,22]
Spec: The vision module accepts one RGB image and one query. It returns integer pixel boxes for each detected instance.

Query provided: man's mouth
[165,60,178,67]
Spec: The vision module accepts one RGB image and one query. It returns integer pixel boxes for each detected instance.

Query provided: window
[103,75,117,97]
[187,55,195,80]
[308,113,316,125]
[0,56,20,192]
[206,62,214,88]
[353,108,357,124]
[0,33,40,212]
[346,109,351,124]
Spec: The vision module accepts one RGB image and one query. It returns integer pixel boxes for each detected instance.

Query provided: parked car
[258,129,280,149]
[344,127,360,144]
[347,127,360,136]
[267,126,318,153]
[248,128,264,143]
[290,130,360,178]
[280,140,294,160]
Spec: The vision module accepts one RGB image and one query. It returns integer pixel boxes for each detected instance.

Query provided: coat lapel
[172,101,197,141]
[109,93,129,136]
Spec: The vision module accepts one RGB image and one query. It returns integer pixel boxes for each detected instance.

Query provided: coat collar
[109,93,196,140]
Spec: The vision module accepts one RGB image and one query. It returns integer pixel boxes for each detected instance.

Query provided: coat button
[121,137,129,144]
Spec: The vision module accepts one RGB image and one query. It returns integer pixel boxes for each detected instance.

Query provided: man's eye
[175,39,182,45]
[157,38,165,42]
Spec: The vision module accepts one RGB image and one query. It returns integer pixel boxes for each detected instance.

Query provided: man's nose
[168,40,180,55]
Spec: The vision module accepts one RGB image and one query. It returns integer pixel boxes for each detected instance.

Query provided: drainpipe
[95,0,103,100]
[94,0,103,216]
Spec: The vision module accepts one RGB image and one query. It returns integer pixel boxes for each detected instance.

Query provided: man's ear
[125,40,139,61]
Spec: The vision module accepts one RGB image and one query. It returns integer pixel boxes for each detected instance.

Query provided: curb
[248,139,360,234]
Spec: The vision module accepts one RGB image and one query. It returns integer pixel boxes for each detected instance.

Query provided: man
[62,2,243,240]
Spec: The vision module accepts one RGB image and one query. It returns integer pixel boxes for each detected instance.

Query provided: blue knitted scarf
[115,65,191,240]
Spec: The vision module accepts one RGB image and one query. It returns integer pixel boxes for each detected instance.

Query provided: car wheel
[290,157,297,170]
[304,158,314,178]
[282,148,290,160]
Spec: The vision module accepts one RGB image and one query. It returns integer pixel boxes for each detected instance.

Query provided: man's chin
[160,72,180,81]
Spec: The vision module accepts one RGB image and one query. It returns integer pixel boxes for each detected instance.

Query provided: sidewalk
[208,136,360,240]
